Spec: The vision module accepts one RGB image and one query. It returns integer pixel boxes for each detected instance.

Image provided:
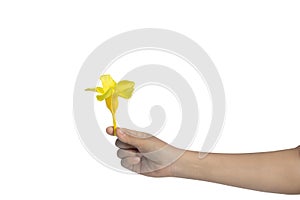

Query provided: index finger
[106,126,114,136]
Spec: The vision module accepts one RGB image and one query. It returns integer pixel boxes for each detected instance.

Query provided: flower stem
[112,114,117,136]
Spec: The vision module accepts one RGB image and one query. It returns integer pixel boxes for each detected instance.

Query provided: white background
[1,0,300,199]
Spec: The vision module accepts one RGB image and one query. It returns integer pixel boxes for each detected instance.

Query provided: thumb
[116,127,151,148]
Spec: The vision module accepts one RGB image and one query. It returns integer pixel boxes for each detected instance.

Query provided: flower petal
[96,88,113,101]
[116,80,135,99]
[96,87,104,93]
[105,94,119,114]
[100,75,116,92]
[85,87,104,93]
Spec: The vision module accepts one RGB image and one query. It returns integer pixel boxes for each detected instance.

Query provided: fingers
[120,128,152,139]
[106,126,167,153]
[121,157,141,173]
[107,127,137,149]
[121,156,140,166]
[117,149,139,159]
[116,128,143,148]
[106,126,148,148]
[106,126,150,173]
[115,139,136,150]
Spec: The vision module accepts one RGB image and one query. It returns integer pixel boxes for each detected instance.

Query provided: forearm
[173,147,300,194]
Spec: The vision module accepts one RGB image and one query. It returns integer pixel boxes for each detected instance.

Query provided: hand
[106,126,184,177]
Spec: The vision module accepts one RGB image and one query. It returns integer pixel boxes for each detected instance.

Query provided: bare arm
[174,147,300,194]
[106,127,300,194]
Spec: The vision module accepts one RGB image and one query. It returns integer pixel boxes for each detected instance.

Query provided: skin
[106,127,300,194]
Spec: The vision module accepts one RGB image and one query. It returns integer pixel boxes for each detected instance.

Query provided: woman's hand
[106,126,183,177]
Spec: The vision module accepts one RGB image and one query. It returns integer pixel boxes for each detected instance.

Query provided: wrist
[171,150,205,179]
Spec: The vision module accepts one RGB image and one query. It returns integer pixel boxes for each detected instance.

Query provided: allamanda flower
[85,74,135,136]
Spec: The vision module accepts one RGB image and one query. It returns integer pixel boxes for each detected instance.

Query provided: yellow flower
[85,74,135,136]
